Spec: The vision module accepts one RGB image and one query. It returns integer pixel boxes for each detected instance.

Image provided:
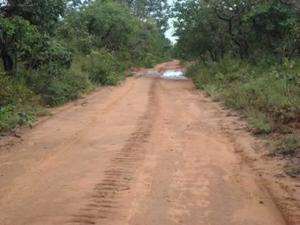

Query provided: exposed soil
[0,61,299,225]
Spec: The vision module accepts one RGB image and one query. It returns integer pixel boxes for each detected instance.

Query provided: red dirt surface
[0,62,299,225]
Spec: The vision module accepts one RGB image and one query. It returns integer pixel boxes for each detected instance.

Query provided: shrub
[140,53,158,68]
[83,50,124,86]
[272,134,300,157]
[45,70,91,106]
[247,111,272,135]
[203,84,221,99]
[284,164,300,177]
[27,63,91,106]
[0,104,39,133]
[0,73,38,107]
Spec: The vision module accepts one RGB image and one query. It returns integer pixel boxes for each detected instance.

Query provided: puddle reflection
[162,70,186,80]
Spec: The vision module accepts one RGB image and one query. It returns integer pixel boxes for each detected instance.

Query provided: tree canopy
[0,0,170,73]
[173,0,299,61]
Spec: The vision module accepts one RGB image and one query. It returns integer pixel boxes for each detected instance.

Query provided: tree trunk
[0,35,13,72]
[1,51,13,72]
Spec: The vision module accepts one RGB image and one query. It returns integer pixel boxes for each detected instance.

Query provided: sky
[165,18,177,44]
[165,0,177,44]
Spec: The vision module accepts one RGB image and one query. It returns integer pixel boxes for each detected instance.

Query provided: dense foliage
[173,0,299,61]
[117,0,170,33]
[0,0,171,133]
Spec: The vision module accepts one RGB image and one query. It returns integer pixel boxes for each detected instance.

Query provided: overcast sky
[165,0,177,44]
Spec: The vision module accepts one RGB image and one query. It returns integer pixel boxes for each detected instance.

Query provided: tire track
[68,78,158,225]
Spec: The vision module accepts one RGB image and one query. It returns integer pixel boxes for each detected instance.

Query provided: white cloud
[165,0,177,44]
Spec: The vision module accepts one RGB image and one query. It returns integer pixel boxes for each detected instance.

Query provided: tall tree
[173,0,299,61]
[118,0,170,33]
[0,0,67,72]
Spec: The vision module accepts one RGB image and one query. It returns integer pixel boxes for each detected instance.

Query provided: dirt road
[0,69,296,224]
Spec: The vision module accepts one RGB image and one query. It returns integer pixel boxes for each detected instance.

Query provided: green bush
[284,164,300,177]
[140,53,158,68]
[46,70,91,106]
[0,104,39,133]
[0,73,38,107]
[247,111,272,135]
[83,50,124,86]
[0,61,91,132]
[0,105,21,133]
[26,62,91,106]
[0,73,42,132]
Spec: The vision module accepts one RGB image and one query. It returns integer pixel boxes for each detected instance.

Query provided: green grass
[271,134,300,157]
[246,110,272,135]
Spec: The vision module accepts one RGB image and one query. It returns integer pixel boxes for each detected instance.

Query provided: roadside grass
[0,105,49,134]
[246,110,272,135]
[186,57,300,176]
[271,134,300,157]
[284,164,300,177]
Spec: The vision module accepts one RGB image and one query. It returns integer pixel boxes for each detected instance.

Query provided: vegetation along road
[0,61,299,225]
[0,0,299,224]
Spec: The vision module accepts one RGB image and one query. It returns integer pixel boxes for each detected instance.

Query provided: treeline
[0,0,171,133]
[173,0,299,61]
[173,0,299,174]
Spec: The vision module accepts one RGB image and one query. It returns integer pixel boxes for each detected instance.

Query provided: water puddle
[161,70,187,80]
[136,68,187,80]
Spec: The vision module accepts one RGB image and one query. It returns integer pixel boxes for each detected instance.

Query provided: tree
[173,0,230,60]
[0,0,67,72]
[82,0,140,51]
[58,0,170,67]
[173,0,299,61]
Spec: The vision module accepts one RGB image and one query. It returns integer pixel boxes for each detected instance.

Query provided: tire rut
[68,79,158,225]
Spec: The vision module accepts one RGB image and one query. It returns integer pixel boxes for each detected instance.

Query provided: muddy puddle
[133,60,187,80]
[141,70,186,80]
[161,70,187,80]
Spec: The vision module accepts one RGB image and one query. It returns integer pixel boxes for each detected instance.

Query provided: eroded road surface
[0,63,291,225]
